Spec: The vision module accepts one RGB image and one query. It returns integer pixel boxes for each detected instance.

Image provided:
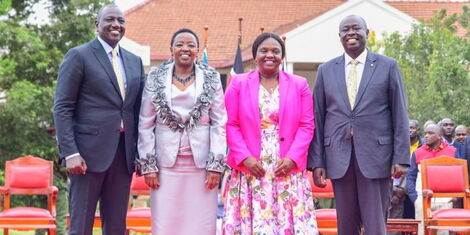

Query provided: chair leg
[49,228,56,235]
[4,228,8,235]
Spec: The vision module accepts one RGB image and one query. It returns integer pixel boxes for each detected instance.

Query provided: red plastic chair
[0,155,58,235]
[420,156,470,235]
[126,173,151,234]
[308,171,337,234]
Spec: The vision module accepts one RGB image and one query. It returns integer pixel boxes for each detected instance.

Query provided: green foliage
[371,8,470,126]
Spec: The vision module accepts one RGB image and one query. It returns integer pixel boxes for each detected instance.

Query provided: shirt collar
[345,49,367,65]
[97,36,120,56]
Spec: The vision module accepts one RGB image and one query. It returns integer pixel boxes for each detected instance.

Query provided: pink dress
[223,86,318,235]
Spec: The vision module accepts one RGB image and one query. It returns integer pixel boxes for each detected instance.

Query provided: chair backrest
[421,156,468,194]
[308,171,334,198]
[130,173,150,196]
[4,155,53,193]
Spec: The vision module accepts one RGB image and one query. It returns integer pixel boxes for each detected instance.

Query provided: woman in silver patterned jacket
[136,28,226,235]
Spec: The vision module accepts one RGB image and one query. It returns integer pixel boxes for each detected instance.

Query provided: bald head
[424,123,442,148]
[455,125,468,143]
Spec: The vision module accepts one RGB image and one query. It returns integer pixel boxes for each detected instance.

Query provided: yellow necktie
[347,59,359,108]
[111,49,126,100]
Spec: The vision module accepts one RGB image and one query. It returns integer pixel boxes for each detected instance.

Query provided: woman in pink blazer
[223,32,318,234]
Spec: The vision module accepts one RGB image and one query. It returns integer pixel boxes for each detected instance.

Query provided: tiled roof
[124,0,345,68]
[124,0,469,68]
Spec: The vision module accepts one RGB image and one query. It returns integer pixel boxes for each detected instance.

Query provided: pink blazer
[225,70,315,174]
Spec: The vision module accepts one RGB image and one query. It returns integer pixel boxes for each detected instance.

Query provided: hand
[313,167,327,188]
[243,157,266,178]
[391,164,407,179]
[205,171,222,190]
[66,155,87,174]
[274,158,296,177]
[144,172,160,190]
[423,189,433,198]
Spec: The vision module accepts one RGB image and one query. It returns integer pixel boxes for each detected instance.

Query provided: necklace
[173,68,195,85]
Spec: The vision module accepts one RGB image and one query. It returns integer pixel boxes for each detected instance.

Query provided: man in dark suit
[53,4,144,235]
[308,15,410,235]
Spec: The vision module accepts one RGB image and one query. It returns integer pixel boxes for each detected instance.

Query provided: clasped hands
[143,171,222,191]
[242,156,296,178]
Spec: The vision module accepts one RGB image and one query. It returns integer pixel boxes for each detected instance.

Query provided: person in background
[406,123,460,234]
[454,125,468,144]
[439,118,463,157]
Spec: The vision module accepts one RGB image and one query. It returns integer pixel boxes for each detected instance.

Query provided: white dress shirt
[344,49,368,90]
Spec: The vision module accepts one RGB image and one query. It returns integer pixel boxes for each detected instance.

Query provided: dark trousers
[332,143,392,235]
[68,134,132,235]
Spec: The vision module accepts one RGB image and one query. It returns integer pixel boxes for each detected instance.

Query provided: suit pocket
[377,136,392,145]
[324,137,331,147]
[74,124,99,135]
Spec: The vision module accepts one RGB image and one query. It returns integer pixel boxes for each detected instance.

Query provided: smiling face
[339,15,369,58]
[255,37,283,76]
[170,32,199,67]
[95,5,125,48]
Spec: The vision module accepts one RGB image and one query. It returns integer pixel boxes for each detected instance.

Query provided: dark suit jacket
[53,38,145,173]
[308,51,410,179]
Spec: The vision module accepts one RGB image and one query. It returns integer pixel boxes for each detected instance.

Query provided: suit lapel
[333,56,351,110]
[355,52,377,107]
[278,71,289,125]
[248,71,261,124]
[91,39,122,100]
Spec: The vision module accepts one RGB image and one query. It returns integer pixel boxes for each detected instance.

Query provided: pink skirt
[150,154,217,235]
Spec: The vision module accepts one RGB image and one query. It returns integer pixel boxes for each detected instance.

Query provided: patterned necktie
[111,49,126,100]
[347,59,359,108]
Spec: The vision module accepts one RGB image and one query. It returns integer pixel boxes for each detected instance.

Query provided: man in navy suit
[53,4,144,234]
[308,15,409,235]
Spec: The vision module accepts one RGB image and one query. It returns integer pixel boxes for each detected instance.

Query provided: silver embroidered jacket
[136,61,227,174]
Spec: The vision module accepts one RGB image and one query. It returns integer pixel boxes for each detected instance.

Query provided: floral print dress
[223,86,318,235]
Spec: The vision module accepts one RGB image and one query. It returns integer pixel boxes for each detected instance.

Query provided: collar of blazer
[246,69,290,126]
[333,51,377,111]
[145,60,220,132]
[91,38,132,101]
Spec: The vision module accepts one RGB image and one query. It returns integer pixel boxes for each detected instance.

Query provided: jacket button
[280,137,285,141]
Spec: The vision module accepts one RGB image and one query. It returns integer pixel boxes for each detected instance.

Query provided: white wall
[285,0,416,63]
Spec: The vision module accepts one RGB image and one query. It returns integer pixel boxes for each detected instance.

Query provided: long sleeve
[406,153,419,202]
[136,72,159,174]
[389,60,410,165]
[285,78,315,171]
[206,72,228,173]
[225,75,253,166]
[308,65,326,169]
[53,48,83,159]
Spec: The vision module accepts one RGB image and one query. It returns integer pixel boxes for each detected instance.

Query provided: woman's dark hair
[251,32,285,59]
[170,28,200,48]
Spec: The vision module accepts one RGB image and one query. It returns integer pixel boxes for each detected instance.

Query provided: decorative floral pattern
[135,153,158,175]
[223,86,318,235]
[145,60,219,132]
[206,152,226,173]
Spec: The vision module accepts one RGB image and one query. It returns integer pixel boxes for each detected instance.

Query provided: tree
[370,7,470,127]
[0,0,110,234]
